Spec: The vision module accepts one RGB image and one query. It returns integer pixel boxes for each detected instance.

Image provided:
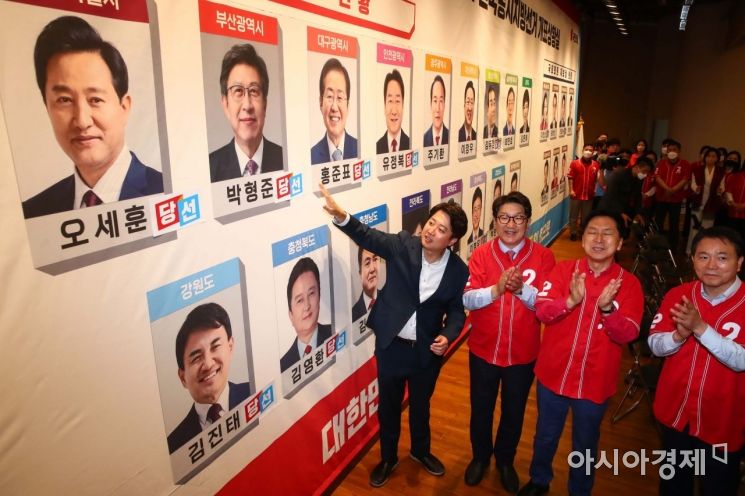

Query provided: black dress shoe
[516,479,549,496]
[409,452,445,476]
[497,464,520,493]
[369,460,398,487]
[464,459,488,486]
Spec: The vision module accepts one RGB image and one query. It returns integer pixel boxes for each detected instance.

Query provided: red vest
[655,158,691,203]
[567,159,599,200]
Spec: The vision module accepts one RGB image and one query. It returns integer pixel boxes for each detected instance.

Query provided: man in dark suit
[352,246,380,322]
[458,81,477,143]
[209,43,284,182]
[167,303,252,454]
[483,86,498,139]
[423,75,449,147]
[321,184,469,488]
[310,58,358,164]
[467,186,485,245]
[22,16,163,219]
[280,257,334,372]
[376,69,410,154]
[503,87,516,136]
[559,93,567,128]
[550,93,558,129]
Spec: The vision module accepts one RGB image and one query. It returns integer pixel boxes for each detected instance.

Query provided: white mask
[637,172,648,180]
[582,150,593,159]
[667,151,678,161]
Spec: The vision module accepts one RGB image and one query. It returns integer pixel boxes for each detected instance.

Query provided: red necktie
[368,298,376,310]
[304,344,312,355]
[207,403,223,423]
[82,190,102,207]
[436,136,440,146]
[391,139,397,152]
[508,250,516,260]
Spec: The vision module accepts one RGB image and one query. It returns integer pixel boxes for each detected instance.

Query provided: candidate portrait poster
[487,164,506,239]
[549,83,559,140]
[509,160,522,194]
[307,27,360,191]
[348,205,388,344]
[541,149,551,206]
[539,82,550,143]
[560,144,569,195]
[421,54,451,168]
[559,85,567,138]
[0,0,172,274]
[375,43,414,180]
[147,258,274,484]
[567,87,575,135]
[272,225,343,399]
[401,189,431,236]
[455,62,479,162]
[518,77,532,148]
[465,171,487,260]
[501,73,518,151]
[440,179,463,256]
[482,68,500,156]
[550,147,560,199]
[199,0,291,222]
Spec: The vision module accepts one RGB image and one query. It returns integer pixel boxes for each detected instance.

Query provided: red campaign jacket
[690,163,725,213]
[534,259,643,404]
[650,281,745,450]
[466,239,556,366]
[724,171,745,220]
[567,158,600,200]
[655,158,691,203]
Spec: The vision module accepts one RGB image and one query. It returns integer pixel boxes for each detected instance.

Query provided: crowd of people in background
[568,133,744,259]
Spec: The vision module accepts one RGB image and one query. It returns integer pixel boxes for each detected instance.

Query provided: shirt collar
[387,130,402,150]
[233,138,265,175]
[73,145,130,208]
[700,278,741,305]
[326,132,346,159]
[422,246,450,267]
[296,326,319,357]
[498,238,526,255]
[194,382,230,428]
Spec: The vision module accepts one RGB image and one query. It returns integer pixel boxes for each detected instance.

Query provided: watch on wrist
[600,305,614,314]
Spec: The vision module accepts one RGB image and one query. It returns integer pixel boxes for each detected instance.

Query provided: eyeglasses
[496,214,528,225]
[228,84,263,101]
[323,92,348,106]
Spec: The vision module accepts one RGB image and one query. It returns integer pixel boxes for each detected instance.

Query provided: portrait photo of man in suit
[458,81,476,143]
[483,86,498,139]
[280,257,333,372]
[167,303,251,454]
[310,58,358,164]
[423,75,448,147]
[519,89,530,134]
[467,186,484,245]
[351,246,380,322]
[376,69,410,154]
[560,93,567,128]
[502,87,515,136]
[567,94,574,129]
[209,43,284,183]
[511,172,519,192]
[539,92,549,131]
[22,16,163,220]
[550,93,558,129]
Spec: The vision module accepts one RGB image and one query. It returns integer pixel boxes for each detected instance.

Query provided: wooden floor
[330,228,742,495]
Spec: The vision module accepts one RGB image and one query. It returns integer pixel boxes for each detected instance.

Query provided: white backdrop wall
[0,0,579,494]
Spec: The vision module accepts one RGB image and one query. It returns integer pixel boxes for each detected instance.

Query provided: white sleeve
[332,213,351,226]
[515,284,538,310]
[648,331,684,356]
[697,326,745,372]
[463,287,495,310]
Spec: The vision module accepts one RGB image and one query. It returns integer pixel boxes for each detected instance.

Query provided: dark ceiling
[568,0,727,27]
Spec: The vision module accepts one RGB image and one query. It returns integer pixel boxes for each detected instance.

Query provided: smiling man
[483,86,498,139]
[22,15,163,219]
[503,87,516,136]
[280,257,333,372]
[352,247,380,322]
[649,227,745,496]
[423,75,449,147]
[463,192,555,490]
[518,211,643,496]
[310,58,358,164]
[376,69,409,154]
[209,43,284,182]
[167,303,251,454]
[321,183,468,487]
[458,81,477,143]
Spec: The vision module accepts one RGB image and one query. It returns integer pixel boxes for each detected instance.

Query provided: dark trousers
[529,382,609,496]
[655,202,683,250]
[569,199,593,236]
[659,424,743,496]
[375,339,441,462]
[469,352,535,466]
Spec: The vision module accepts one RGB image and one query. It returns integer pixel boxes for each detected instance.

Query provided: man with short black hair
[459,81,477,142]
[518,211,643,496]
[463,192,555,490]
[376,69,410,154]
[655,139,691,251]
[168,303,251,454]
[320,184,469,487]
[649,226,745,496]
[23,15,163,219]
[424,75,449,147]
[598,156,654,231]
[352,246,380,322]
[310,58,358,164]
